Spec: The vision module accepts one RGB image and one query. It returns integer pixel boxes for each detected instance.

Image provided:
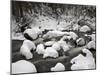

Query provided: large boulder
[51,63,65,71]
[24,27,42,40]
[43,47,59,58]
[70,48,95,70]
[68,32,78,40]
[80,25,91,32]
[20,40,36,59]
[43,30,69,40]
[12,60,37,74]
[86,41,96,50]
[44,41,56,46]
[36,44,45,55]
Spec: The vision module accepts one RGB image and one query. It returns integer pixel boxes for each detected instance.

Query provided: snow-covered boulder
[86,41,96,49]
[51,63,65,71]
[43,30,69,39]
[61,44,71,52]
[76,38,85,46]
[52,40,71,52]
[58,40,67,46]
[80,25,91,32]
[60,35,72,41]
[82,48,93,57]
[24,27,42,40]
[70,48,95,70]
[20,40,36,59]
[68,32,78,40]
[43,47,59,58]
[36,44,45,55]
[12,60,37,74]
[44,41,56,46]
[58,40,71,52]
[52,42,61,51]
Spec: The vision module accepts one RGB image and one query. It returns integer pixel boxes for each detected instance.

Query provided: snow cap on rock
[80,25,91,32]
[36,44,45,55]
[51,63,65,71]
[44,41,55,46]
[43,47,59,58]
[20,40,36,59]
[24,27,42,40]
[12,60,37,74]
[69,32,78,40]
[87,41,96,50]
[52,42,61,51]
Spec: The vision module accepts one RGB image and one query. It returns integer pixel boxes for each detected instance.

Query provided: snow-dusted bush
[82,48,93,57]
[86,41,96,49]
[20,40,36,59]
[12,60,37,74]
[24,27,42,40]
[51,63,65,71]
[36,44,45,55]
[76,38,85,46]
[70,48,95,70]
[80,25,91,32]
[43,47,59,58]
